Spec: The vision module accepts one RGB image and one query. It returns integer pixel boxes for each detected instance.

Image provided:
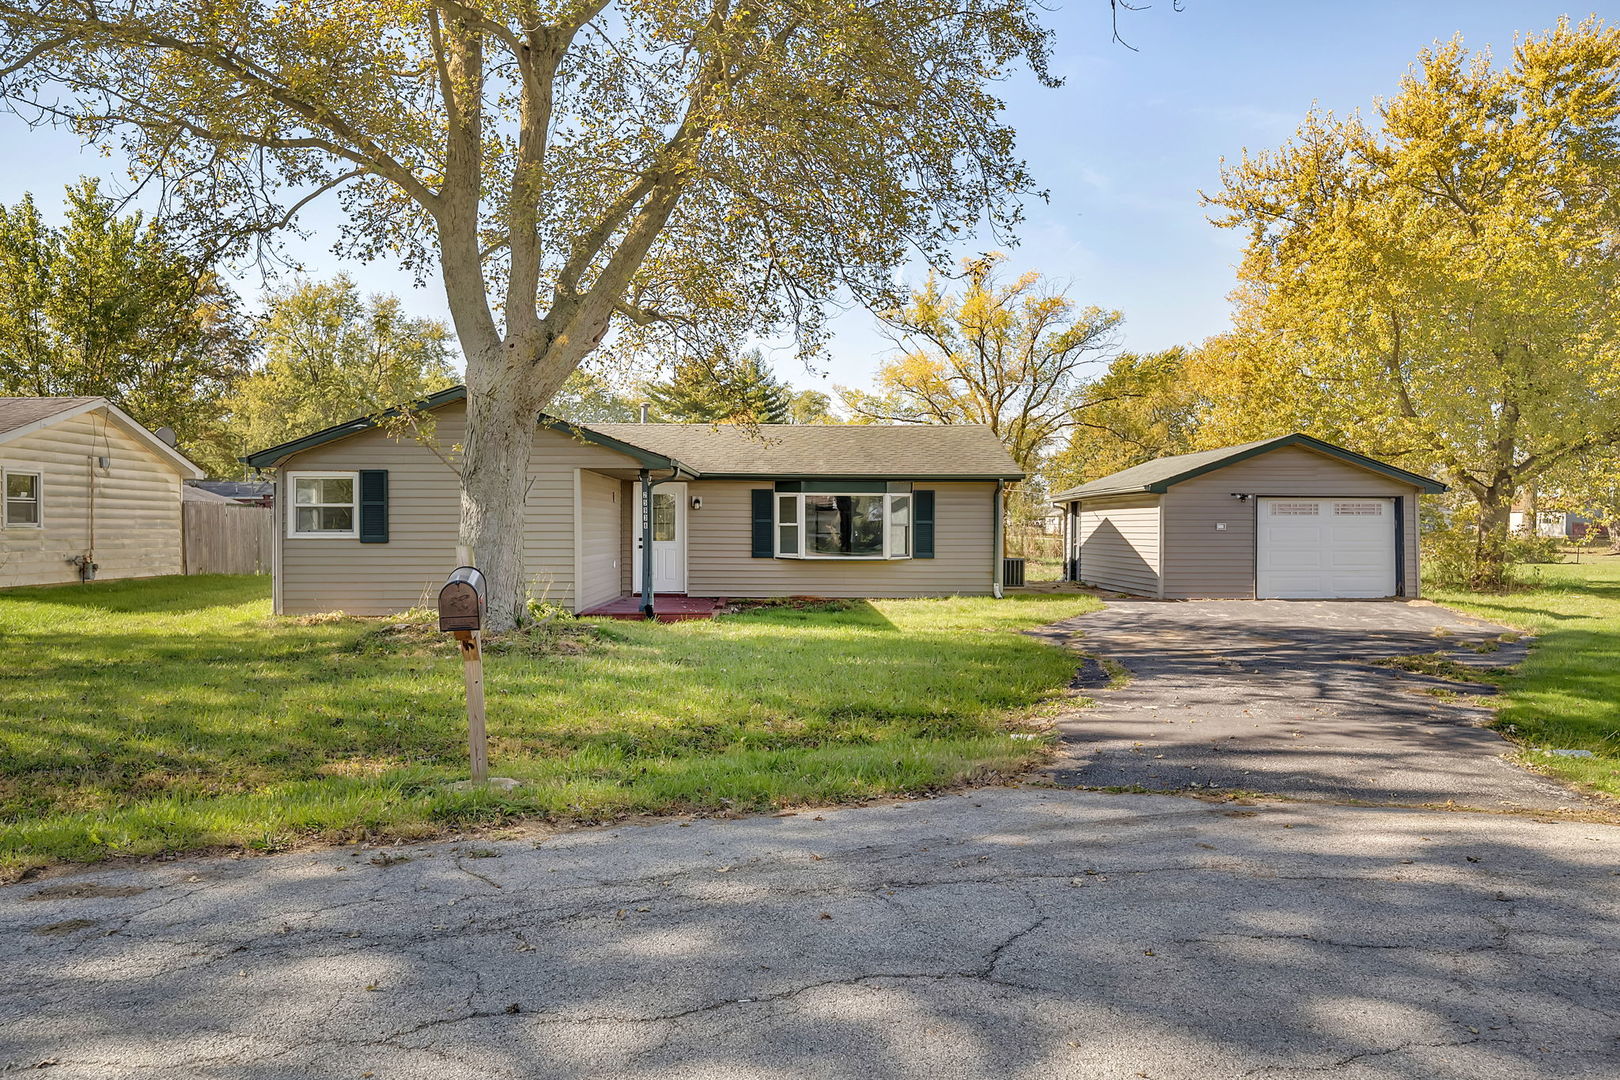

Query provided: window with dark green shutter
[359,470,389,543]
[913,490,935,558]
[763,485,930,559]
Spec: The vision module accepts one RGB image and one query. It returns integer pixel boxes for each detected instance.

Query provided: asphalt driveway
[3,790,1618,1079]
[1039,599,1585,811]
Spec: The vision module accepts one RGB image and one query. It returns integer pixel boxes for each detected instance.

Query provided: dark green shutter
[359,470,389,543]
[914,489,935,558]
[751,489,774,557]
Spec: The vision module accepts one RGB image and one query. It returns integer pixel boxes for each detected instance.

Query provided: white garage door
[1257,498,1397,599]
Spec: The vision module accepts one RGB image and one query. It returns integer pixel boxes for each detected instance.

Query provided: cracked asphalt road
[1039,600,1587,811]
[4,790,1618,1079]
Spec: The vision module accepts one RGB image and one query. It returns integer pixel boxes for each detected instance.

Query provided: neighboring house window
[287,472,358,538]
[3,470,41,527]
[775,490,912,559]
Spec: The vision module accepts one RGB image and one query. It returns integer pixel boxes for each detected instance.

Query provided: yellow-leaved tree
[1204,17,1620,590]
[0,0,1058,627]
[839,253,1122,520]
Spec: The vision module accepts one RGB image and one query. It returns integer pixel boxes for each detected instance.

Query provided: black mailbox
[438,566,487,632]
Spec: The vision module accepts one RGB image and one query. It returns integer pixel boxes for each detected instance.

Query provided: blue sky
[0,1,1592,396]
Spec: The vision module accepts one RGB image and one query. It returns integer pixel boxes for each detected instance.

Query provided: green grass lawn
[1431,557,1620,799]
[0,576,1099,877]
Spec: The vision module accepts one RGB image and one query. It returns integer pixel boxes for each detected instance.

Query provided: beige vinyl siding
[619,479,635,596]
[576,469,623,612]
[273,404,1008,612]
[682,480,996,598]
[276,401,639,615]
[0,409,184,588]
[1160,445,1422,599]
[520,427,640,609]
[1075,494,1162,597]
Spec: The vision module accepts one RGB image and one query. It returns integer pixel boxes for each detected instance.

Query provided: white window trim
[1,467,43,529]
[775,490,913,560]
[286,470,360,539]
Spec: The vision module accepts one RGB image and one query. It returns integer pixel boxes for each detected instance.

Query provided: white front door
[1256,497,1397,599]
[634,482,688,594]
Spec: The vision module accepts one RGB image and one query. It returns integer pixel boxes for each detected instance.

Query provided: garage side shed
[1053,434,1447,600]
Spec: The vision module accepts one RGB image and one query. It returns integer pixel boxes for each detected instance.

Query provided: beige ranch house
[1053,434,1448,600]
[243,387,1024,618]
[0,396,204,589]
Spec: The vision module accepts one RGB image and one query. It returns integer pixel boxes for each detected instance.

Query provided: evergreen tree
[0,180,252,474]
[643,348,791,424]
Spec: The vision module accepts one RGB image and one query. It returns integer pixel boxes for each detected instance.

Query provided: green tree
[547,367,643,424]
[1048,347,1201,491]
[840,253,1122,474]
[227,277,457,460]
[787,388,836,424]
[643,347,790,424]
[1205,18,1620,589]
[0,180,251,474]
[1,1,1057,628]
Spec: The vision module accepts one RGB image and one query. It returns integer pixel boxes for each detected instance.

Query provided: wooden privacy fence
[183,501,273,576]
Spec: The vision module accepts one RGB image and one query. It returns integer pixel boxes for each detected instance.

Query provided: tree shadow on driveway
[1037,600,1599,812]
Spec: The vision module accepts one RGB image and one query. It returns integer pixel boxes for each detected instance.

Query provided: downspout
[1068,502,1079,582]
[1072,501,1084,584]
[638,464,687,619]
[639,468,655,619]
[992,479,1005,599]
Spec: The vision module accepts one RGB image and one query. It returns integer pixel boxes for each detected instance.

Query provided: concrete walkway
[1038,599,1587,811]
[3,790,1618,1079]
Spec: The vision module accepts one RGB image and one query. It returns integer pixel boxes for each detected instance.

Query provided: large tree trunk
[459,351,543,632]
[1470,489,1514,592]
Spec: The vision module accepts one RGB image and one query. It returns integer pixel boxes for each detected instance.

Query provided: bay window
[775,483,912,559]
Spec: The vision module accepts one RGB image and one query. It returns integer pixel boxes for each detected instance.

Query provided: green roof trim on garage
[1051,433,1448,502]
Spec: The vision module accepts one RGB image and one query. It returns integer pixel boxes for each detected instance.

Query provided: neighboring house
[0,397,204,588]
[1052,434,1447,600]
[190,479,275,507]
[183,484,240,506]
[242,387,1024,617]
[1508,505,1605,541]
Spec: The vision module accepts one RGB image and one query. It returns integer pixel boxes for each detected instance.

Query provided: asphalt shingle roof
[0,397,103,436]
[1050,433,1447,501]
[586,422,1024,479]
[243,385,1023,478]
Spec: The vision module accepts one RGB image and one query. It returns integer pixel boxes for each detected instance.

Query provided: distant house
[1052,434,1447,600]
[1509,505,1606,541]
[190,479,274,507]
[243,387,1024,617]
[0,397,204,588]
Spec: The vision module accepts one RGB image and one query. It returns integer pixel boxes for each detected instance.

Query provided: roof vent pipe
[639,403,650,424]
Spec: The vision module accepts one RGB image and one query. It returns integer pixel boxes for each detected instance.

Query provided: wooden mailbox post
[438,565,489,783]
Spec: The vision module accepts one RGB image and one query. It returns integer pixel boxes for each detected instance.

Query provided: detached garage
[1052,434,1447,600]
